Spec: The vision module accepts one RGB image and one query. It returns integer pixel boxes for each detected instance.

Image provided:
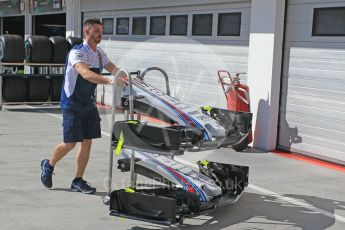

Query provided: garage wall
[279,0,345,164]
[82,0,251,107]
[81,0,249,12]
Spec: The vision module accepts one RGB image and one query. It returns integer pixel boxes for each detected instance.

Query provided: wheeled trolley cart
[104,67,251,225]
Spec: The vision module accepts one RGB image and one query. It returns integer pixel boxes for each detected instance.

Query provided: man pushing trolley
[40,18,127,194]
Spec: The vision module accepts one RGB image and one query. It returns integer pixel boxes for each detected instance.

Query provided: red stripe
[162,100,195,127]
[96,103,175,126]
[140,114,173,126]
[272,150,345,173]
[165,166,196,193]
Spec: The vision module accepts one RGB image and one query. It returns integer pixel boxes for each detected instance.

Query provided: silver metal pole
[106,80,117,196]
[127,72,137,188]
[101,85,105,105]
[106,69,131,195]
[128,74,134,120]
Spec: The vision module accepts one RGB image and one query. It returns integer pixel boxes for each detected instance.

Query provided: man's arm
[104,61,119,75]
[74,62,112,84]
[104,61,128,86]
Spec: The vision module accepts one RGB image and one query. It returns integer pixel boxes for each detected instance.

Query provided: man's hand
[104,62,128,86]
[107,76,128,86]
[106,78,114,85]
[116,75,128,86]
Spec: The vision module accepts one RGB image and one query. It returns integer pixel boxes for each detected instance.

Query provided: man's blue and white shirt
[60,41,109,112]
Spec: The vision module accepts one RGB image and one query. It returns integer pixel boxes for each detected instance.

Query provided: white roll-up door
[279,0,345,164]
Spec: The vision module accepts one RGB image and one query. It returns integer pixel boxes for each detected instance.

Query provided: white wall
[80,1,252,108]
[246,0,286,151]
[65,0,81,37]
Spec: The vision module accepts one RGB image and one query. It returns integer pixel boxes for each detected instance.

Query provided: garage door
[82,0,251,107]
[279,0,345,164]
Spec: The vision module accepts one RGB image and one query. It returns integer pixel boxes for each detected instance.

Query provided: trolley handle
[113,69,134,120]
[140,67,170,96]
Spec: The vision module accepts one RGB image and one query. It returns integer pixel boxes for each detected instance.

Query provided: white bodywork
[121,149,222,203]
[123,77,226,140]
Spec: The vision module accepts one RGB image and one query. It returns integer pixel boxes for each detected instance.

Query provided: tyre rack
[0,62,64,111]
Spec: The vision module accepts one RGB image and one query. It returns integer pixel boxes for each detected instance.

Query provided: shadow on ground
[6,107,62,114]
[50,187,108,197]
[129,192,345,230]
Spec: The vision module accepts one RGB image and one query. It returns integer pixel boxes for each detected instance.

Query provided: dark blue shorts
[62,109,101,143]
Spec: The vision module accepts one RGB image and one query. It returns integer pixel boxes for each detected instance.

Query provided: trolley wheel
[102,195,110,205]
[177,215,185,225]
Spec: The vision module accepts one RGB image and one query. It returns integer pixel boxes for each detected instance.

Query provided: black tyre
[66,36,83,50]
[3,76,27,102]
[49,36,69,64]
[0,34,25,63]
[232,136,250,152]
[25,36,52,63]
[28,76,50,102]
[50,76,63,101]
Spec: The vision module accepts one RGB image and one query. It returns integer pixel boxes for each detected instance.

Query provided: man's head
[83,18,103,44]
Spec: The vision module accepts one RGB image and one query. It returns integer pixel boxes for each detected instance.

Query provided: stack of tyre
[1,34,83,103]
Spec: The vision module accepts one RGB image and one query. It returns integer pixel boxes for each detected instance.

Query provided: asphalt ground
[1,104,345,230]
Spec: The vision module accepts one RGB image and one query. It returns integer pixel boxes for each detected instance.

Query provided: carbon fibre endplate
[197,160,249,195]
[110,187,201,224]
[112,120,204,153]
[202,107,252,147]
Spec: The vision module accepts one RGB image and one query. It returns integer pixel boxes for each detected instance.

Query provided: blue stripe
[140,152,187,190]
[187,116,211,141]
[141,152,207,202]
[192,120,210,140]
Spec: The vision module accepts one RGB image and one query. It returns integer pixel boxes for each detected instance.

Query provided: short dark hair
[83,18,103,27]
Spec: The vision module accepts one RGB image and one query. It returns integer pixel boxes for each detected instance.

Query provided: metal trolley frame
[102,67,171,204]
